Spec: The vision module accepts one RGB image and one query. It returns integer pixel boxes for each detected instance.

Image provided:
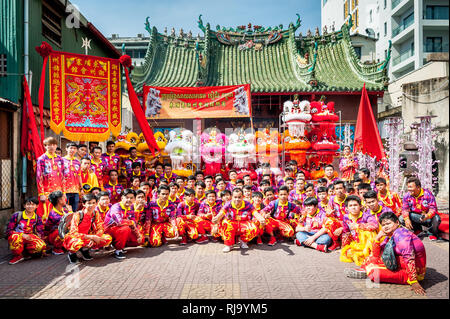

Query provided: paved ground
[0,235,448,299]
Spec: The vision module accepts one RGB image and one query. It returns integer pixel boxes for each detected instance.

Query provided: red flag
[21,76,45,160]
[353,83,385,160]
[119,55,160,155]
[35,42,53,143]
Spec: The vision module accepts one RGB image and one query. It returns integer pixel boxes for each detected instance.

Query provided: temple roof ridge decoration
[131,14,391,93]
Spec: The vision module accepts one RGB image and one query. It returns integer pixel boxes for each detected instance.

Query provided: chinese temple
[130,14,391,134]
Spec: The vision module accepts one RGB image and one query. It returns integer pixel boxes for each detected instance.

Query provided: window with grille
[0,111,12,210]
[0,54,6,77]
[42,0,62,47]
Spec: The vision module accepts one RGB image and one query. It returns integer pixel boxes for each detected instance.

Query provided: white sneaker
[239,240,249,249]
[222,246,232,253]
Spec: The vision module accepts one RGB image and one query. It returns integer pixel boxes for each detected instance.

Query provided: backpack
[58,210,96,239]
[272,200,293,218]
[381,237,398,271]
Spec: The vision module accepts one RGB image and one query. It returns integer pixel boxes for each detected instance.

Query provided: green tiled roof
[131,15,390,93]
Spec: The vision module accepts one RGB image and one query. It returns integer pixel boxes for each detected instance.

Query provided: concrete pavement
[0,236,447,299]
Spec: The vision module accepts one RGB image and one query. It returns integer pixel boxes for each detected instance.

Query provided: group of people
[5,136,445,296]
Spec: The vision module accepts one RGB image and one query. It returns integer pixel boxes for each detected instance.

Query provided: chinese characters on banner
[143,84,252,119]
[48,51,121,141]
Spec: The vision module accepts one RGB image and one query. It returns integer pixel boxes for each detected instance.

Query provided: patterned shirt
[90,158,106,189]
[402,188,437,219]
[104,181,125,204]
[127,171,146,188]
[79,169,99,192]
[375,226,426,284]
[288,189,306,203]
[5,211,44,238]
[131,203,147,225]
[365,203,394,224]
[378,190,402,216]
[62,156,81,194]
[94,204,111,221]
[176,200,200,217]
[101,152,120,174]
[198,200,223,220]
[122,156,145,177]
[103,202,136,229]
[302,208,327,232]
[36,152,64,197]
[167,194,181,207]
[67,210,105,238]
[262,199,301,221]
[342,211,378,244]
[220,200,257,222]
[225,181,237,191]
[146,200,177,223]
[328,195,348,220]
[45,207,68,233]
[339,155,359,180]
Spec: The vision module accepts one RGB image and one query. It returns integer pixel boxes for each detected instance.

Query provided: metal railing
[392,0,404,10]
[392,13,414,37]
[392,49,414,66]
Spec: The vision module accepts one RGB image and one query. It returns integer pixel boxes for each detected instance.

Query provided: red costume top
[62,156,81,194]
[378,190,402,216]
[220,200,257,222]
[104,181,125,204]
[36,152,64,197]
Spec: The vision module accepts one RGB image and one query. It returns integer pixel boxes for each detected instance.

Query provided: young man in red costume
[196,190,223,242]
[324,164,338,186]
[144,185,179,247]
[162,163,177,183]
[103,189,144,259]
[121,147,145,181]
[45,191,70,255]
[62,142,81,212]
[36,137,64,224]
[376,177,402,216]
[195,181,206,202]
[251,191,266,245]
[176,188,207,244]
[101,141,120,185]
[6,197,47,265]
[260,186,300,246]
[79,157,99,196]
[104,170,124,204]
[212,188,265,252]
[95,191,112,221]
[294,197,331,252]
[64,194,113,264]
[90,146,106,190]
[168,182,181,207]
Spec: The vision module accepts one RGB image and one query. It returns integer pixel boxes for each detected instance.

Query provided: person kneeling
[212,188,265,253]
[352,212,427,295]
[6,197,47,265]
[63,194,113,264]
[295,197,331,252]
[103,189,144,260]
[260,186,298,246]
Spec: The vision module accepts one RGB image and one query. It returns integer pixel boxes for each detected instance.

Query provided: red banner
[143,84,252,119]
[48,51,121,141]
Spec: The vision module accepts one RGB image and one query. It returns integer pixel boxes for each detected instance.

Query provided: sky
[70,0,322,38]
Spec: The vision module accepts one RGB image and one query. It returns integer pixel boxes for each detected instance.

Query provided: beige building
[378,55,449,200]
